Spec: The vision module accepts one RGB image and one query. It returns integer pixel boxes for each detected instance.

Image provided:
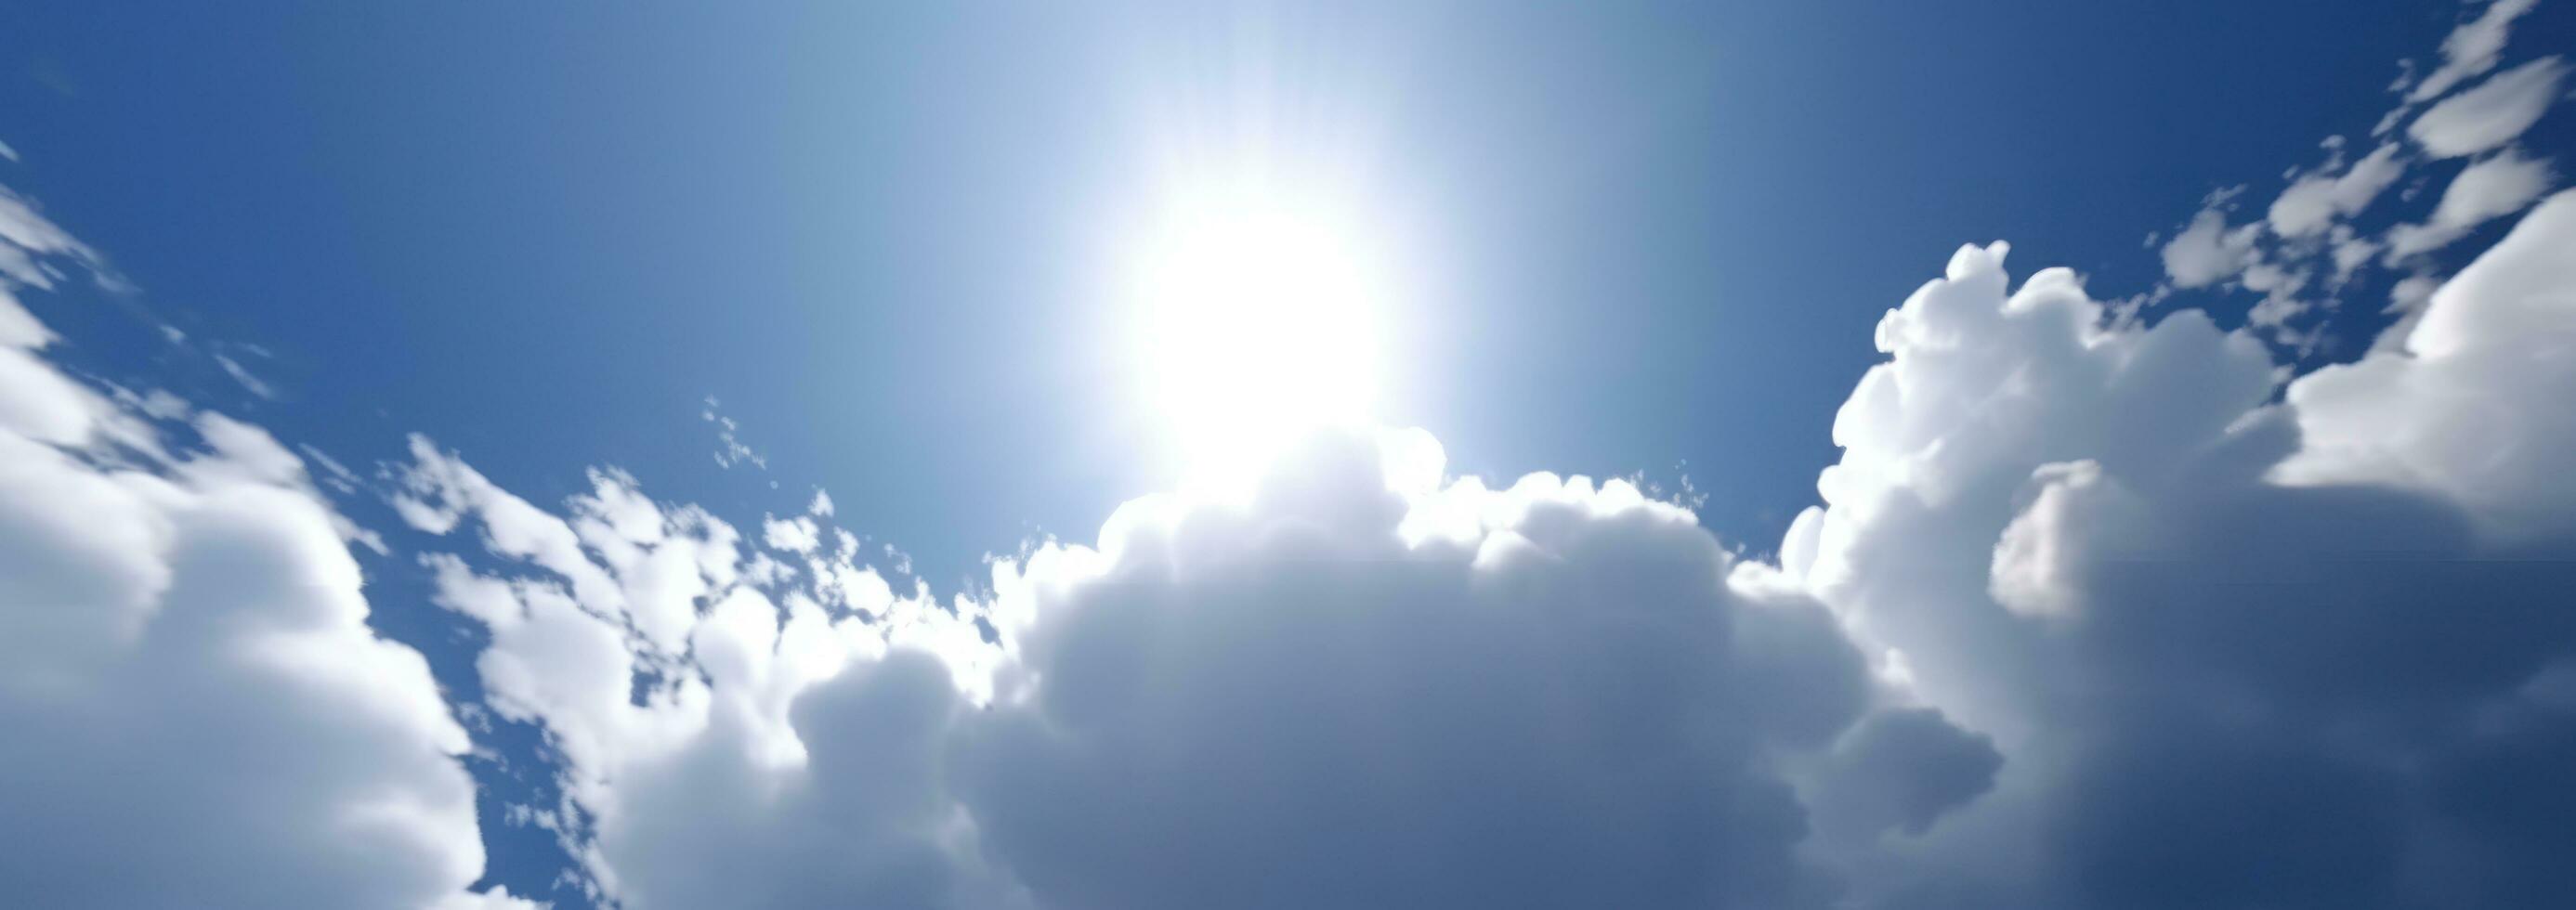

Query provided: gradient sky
[3,2,2572,908]
[10,1,2549,578]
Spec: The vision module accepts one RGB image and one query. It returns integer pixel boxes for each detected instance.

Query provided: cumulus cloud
[1786,205,2576,908]
[382,195,2576,910]
[396,419,1998,908]
[763,513,821,554]
[2410,57,2567,159]
[392,431,1010,905]
[0,213,527,907]
[2385,146,2556,258]
[954,436,1985,909]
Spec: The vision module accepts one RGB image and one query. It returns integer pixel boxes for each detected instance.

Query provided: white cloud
[2410,57,2567,159]
[394,436,1015,906]
[2408,0,2540,102]
[2158,208,2257,288]
[2390,272,2442,312]
[2240,259,2313,333]
[1786,222,2576,907]
[2426,148,2557,227]
[702,396,766,470]
[2285,189,2576,540]
[2373,271,2448,351]
[2385,146,2556,257]
[398,440,747,660]
[2329,226,2382,286]
[953,437,1981,909]
[0,187,98,290]
[298,442,364,493]
[1987,460,2150,619]
[0,244,529,905]
[2162,14,2565,344]
[763,513,820,553]
[401,422,1994,908]
[2268,142,2407,238]
[1793,241,2276,719]
[213,351,279,399]
[386,204,2576,909]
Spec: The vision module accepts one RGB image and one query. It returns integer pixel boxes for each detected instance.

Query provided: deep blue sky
[0,0,2496,582]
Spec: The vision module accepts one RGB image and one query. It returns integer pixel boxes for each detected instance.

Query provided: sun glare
[1129,180,1393,494]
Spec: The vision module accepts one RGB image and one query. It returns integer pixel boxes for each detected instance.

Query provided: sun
[1126,177,1393,495]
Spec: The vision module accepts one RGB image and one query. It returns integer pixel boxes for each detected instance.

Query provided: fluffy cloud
[0,221,526,906]
[1787,241,2280,739]
[953,435,1985,909]
[1787,195,2576,908]
[762,513,821,553]
[394,433,1011,907]
[394,189,2576,909]
[2287,189,2576,540]
[2410,57,2567,159]
[2385,146,2556,258]
[401,417,1994,908]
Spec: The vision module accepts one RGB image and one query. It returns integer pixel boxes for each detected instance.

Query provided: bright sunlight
[1126,177,1395,494]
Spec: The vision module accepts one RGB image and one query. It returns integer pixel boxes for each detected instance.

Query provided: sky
[2,2,2573,908]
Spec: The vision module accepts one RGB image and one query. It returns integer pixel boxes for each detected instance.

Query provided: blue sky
[10,1,2543,576]
[4,2,2574,908]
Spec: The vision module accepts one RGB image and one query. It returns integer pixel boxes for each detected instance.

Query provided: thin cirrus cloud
[1,4,2574,910]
